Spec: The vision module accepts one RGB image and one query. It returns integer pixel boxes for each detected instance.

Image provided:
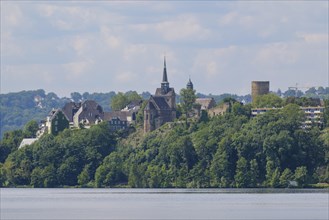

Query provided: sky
[1,1,328,97]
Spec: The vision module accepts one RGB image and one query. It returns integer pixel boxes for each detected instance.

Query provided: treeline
[0,90,141,139]
[1,102,328,188]
[2,87,328,139]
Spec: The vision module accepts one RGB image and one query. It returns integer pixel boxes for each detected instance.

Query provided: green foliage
[23,120,39,138]
[1,98,327,188]
[234,157,250,188]
[110,91,142,111]
[294,166,308,187]
[0,130,24,163]
[253,93,283,108]
[279,168,293,188]
[179,88,197,126]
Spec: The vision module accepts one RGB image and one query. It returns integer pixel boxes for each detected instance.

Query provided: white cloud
[1,1,328,96]
[63,60,94,80]
[132,14,210,42]
[100,26,122,49]
[71,36,91,56]
[219,12,239,25]
[37,4,57,17]
[155,15,210,41]
[297,33,328,44]
[253,42,299,66]
[2,3,24,27]
[115,71,136,83]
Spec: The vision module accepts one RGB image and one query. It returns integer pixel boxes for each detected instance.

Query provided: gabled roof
[155,87,175,96]
[151,96,170,110]
[103,111,130,121]
[48,109,69,121]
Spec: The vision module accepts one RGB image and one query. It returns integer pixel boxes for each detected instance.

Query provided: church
[144,58,176,133]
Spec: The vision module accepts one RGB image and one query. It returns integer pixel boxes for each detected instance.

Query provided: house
[45,109,69,135]
[72,100,104,128]
[62,102,81,127]
[251,106,325,128]
[62,100,104,128]
[122,100,143,113]
[104,111,130,130]
[144,57,176,133]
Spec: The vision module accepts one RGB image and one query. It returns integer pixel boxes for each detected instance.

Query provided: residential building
[104,111,130,130]
[251,106,324,128]
[72,100,104,128]
[46,109,69,135]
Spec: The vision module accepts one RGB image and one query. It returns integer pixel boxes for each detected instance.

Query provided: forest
[0,94,328,188]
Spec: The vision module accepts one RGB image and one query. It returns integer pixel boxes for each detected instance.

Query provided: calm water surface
[1,188,328,220]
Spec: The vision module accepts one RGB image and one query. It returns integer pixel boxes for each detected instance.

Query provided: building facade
[251,106,324,128]
[46,109,69,135]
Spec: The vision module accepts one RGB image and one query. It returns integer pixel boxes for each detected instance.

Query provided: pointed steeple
[161,56,169,94]
[162,56,168,82]
[186,76,193,90]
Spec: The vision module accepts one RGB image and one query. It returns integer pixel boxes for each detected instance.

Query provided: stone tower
[251,81,270,101]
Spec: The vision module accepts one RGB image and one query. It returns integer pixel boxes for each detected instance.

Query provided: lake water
[1,188,328,220]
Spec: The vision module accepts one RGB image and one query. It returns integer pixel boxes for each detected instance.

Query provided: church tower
[144,57,176,133]
[186,77,193,90]
[161,57,170,94]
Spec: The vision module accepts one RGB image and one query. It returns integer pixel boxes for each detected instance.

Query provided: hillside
[2,87,328,139]
[0,90,118,139]
[0,101,328,188]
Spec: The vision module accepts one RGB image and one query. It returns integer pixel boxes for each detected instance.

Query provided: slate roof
[152,96,170,110]
[155,87,175,96]
[103,111,130,121]
[48,109,69,121]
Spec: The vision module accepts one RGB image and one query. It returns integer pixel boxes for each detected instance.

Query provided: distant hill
[0,90,116,138]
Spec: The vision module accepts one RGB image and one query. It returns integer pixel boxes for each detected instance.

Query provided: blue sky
[1,1,328,97]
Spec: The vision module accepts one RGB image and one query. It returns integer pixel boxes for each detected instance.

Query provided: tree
[269,168,280,188]
[110,92,128,111]
[126,91,142,103]
[110,91,142,111]
[31,167,44,188]
[70,92,82,102]
[23,120,39,138]
[294,166,308,187]
[179,88,196,126]
[249,159,259,187]
[235,157,250,188]
[279,168,293,188]
[253,94,283,108]
[78,165,91,186]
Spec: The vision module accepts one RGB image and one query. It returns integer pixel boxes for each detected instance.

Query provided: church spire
[162,56,168,82]
[186,76,193,90]
[161,56,169,94]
